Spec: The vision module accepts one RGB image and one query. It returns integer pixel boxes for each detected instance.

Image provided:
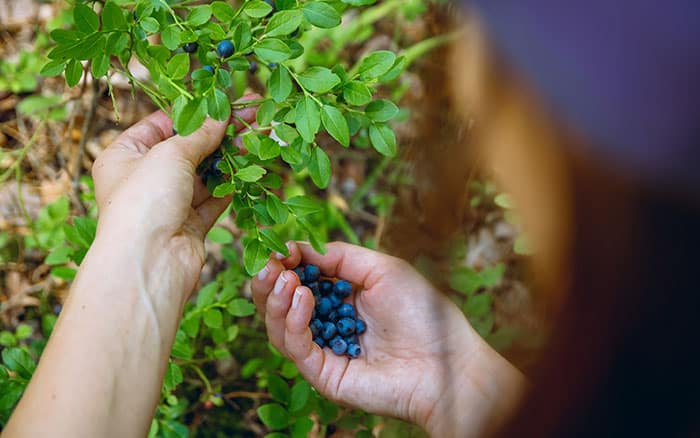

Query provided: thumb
[153,117,228,169]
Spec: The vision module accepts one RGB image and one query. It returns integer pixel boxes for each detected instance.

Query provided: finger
[195,195,232,232]
[109,111,174,154]
[271,241,302,271]
[192,177,212,209]
[295,241,393,289]
[265,270,300,355]
[153,117,228,169]
[252,259,286,317]
[283,286,326,377]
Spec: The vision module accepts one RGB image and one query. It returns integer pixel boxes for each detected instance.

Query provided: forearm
[4,235,188,438]
[422,334,528,437]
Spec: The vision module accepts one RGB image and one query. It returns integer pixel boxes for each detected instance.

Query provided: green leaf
[321,105,350,147]
[91,53,110,78]
[236,165,267,182]
[166,53,190,80]
[269,67,292,103]
[243,134,261,156]
[288,380,311,413]
[260,228,289,256]
[0,332,16,347]
[494,193,513,209]
[65,59,83,87]
[140,17,160,34]
[40,60,66,77]
[203,309,223,329]
[281,143,304,165]
[161,26,181,50]
[297,67,340,93]
[257,100,277,126]
[308,147,332,189]
[259,137,281,160]
[212,182,236,197]
[266,194,289,224]
[295,96,320,143]
[286,196,323,217]
[0,380,25,413]
[358,51,396,80]
[245,0,274,18]
[254,39,291,63]
[212,1,235,22]
[45,245,73,265]
[303,2,342,28]
[15,324,32,340]
[514,235,533,255]
[244,239,269,275]
[267,375,290,403]
[257,403,289,430]
[464,293,492,318]
[2,348,35,380]
[369,123,397,156]
[480,263,505,287]
[187,5,213,27]
[343,81,372,106]
[163,362,183,392]
[207,227,234,244]
[173,97,208,136]
[207,88,232,122]
[102,1,126,31]
[74,4,100,34]
[227,298,256,317]
[266,10,303,37]
[448,267,481,296]
[365,99,399,122]
[196,282,219,308]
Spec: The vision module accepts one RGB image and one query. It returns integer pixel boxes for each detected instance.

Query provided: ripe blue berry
[249,61,258,74]
[337,303,356,319]
[203,65,215,74]
[268,63,278,69]
[216,40,235,58]
[344,334,358,345]
[328,310,338,322]
[183,42,198,53]
[328,294,343,309]
[355,319,367,335]
[314,337,325,347]
[293,267,306,283]
[316,297,332,316]
[305,264,321,282]
[347,343,361,358]
[336,317,356,336]
[330,336,348,355]
[333,280,352,298]
[310,318,323,337]
[321,321,337,340]
[319,280,333,295]
[306,281,319,294]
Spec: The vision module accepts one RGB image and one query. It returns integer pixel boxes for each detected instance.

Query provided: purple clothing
[466,1,700,193]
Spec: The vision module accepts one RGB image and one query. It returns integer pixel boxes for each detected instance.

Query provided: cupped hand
[91,97,258,305]
[251,241,488,432]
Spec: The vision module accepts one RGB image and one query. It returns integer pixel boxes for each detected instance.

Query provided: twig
[72,80,102,213]
[0,120,46,184]
[222,391,271,400]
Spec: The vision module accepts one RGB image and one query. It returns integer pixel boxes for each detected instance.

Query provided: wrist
[420,334,527,437]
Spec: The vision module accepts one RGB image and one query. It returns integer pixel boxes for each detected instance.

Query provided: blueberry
[355,319,367,334]
[337,303,356,319]
[305,264,321,283]
[336,317,356,336]
[183,42,198,53]
[316,297,332,316]
[319,280,333,296]
[347,343,361,358]
[268,63,278,69]
[216,40,235,58]
[306,281,319,294]
[310,318,323,337]
[293,267,306,283]
[321,321,337,340]
[314,337,325,347]
[333,280,352,298]
[330,336,348,355]
[203,65,215,74]
[328,310,338,322]
[328,294,343,309]
[132,11,138,20]
[311,307,317,319]
[264,0,276,16]
[344,334,359,345]
[249,61,258,74]
[210,158,224,178]
[291,29,300,38]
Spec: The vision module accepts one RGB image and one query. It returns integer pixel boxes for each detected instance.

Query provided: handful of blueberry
[294,264,366,359]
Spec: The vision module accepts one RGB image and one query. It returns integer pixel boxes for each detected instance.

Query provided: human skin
[3,98,259,438]
[252,241,527,437]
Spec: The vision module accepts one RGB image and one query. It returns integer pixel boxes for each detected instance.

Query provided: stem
[188,364,213,394]
[15,163,32,229]
[0,120,46,185]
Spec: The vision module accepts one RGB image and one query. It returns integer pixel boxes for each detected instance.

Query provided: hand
[91,97,258,307]
[252,242,526,436]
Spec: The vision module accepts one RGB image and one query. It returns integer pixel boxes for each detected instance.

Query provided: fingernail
[292,287,303,309]
[257,263,270,281]
[273,271,289,295]
[274,252,286,260]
